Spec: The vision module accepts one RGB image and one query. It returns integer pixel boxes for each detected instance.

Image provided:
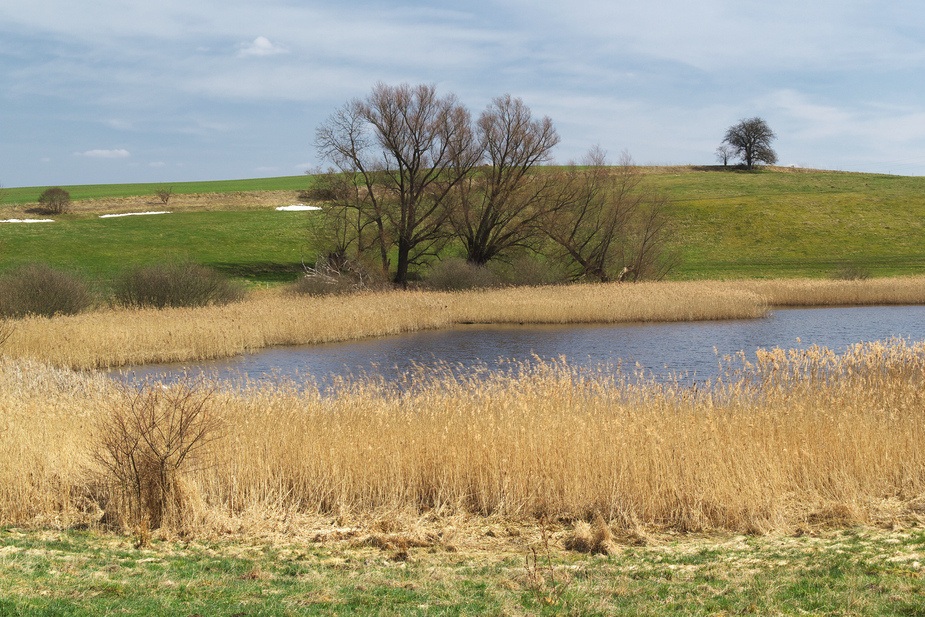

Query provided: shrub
[832,262,871,281]
[37,187,70,215]
[297,186,337,202]
[0,263,95,318]
[424,258,498,291]
[113,262,246,309]
[93,381,220,530]
[289,254,388,297]
[155,187,172,205]
[499,256,566,287]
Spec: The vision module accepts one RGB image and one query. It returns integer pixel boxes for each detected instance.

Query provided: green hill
[655,166,925,278]
[2,167,923,283]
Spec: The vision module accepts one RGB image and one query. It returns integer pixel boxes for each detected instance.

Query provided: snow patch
[276,204,321,211]
[0,218,55,223]
[99,211,172,218]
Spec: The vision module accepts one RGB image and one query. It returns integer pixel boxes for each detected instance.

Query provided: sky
[2,0,925,188]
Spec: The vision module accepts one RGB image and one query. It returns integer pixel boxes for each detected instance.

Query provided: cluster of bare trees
[314,82,678,287]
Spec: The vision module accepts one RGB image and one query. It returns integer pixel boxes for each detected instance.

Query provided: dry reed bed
[742,276,925,307]
[2,339,925,535]
[2,281,770,370]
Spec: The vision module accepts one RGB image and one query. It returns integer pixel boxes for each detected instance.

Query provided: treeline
[311,83,678,287]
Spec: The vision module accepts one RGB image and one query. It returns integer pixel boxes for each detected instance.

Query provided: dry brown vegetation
[3,277,925,543]
[1,280,771,370]
[0,191,297,219]
[4,277,925,371]
[2,337,925,541]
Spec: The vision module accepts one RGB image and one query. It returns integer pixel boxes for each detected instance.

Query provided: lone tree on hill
[721,117,777,169]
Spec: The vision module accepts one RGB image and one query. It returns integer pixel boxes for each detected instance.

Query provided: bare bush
[37,187,71,215]
[113,262,246,309]
[832,262,871,281]
[542,149,678,282]
[289,253,387,296]
[0,263,95,317]
[93,381,221,530]
[155,187,173,206]
[424,257,499,291]
[495,255,566,287]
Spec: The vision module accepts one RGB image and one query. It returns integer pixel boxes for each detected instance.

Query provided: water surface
[110,305,925,388]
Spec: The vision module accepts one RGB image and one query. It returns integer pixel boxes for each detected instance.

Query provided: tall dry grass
[1,281,770,370]
[4,277,925,370]
[741,276,925,307]
[2,338,925,534]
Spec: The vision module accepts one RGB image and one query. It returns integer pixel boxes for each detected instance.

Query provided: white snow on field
[276,204,321,211]
[0,218,55,223]
[99,211,172,218]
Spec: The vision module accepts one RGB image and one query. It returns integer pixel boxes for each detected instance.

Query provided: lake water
[109,305,925,388]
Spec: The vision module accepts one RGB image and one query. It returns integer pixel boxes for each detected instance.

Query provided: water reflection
[110,305,925,388]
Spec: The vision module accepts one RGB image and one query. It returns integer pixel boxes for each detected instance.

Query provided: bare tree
[451,95,560,265]
[542,149,677,282]
[315,82,480,286]
[715,143,735,166]
[722,117,778,169]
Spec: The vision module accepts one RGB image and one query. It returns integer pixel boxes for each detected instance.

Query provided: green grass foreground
[3,166,925,282]
[2,526,925,616]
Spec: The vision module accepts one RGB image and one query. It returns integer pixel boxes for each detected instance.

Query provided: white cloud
[237,36,287,58]
[74,148,131,158]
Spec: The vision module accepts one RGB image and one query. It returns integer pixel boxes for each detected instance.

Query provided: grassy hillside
[655,166,925,278]
[2,166,924,283]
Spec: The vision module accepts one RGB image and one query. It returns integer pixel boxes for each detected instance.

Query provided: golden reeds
[3,338,925,535]
[4,277,925,371]
[740,276,925,307]
[0,281,770,370]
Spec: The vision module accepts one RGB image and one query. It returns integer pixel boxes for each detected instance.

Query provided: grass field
[3,525,925,616]
[3,166,925,282]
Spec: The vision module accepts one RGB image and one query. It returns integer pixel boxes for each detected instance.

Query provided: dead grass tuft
[565,513,624,554]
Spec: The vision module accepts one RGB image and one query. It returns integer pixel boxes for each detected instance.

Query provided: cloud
[237,36,287,58]
[74,148,131,158]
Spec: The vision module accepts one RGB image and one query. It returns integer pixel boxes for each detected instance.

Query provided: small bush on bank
[113,262,246,309]
[37,187,71,215]
[288,254,388,297]
[0,263,95,318]
[832,262,871,281]
[155,187,172,205]
[93,381,221,531]
[424,258,498,291]
[497,256,566,287]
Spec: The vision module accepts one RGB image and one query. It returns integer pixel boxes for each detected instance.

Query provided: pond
[109,305,925,388]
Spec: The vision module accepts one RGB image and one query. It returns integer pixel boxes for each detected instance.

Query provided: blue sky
[2,0,924,188]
